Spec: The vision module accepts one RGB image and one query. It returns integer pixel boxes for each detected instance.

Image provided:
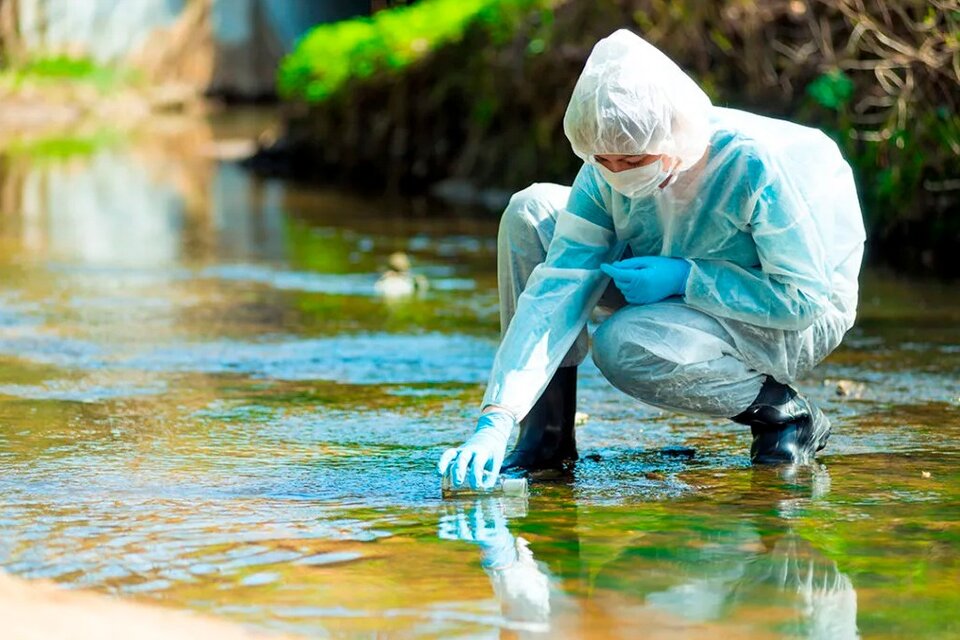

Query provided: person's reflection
[438,496,553,632]
[639,526,858,638]
[743,530,858,639]
[632,464,859,639]
[437,464,859,639]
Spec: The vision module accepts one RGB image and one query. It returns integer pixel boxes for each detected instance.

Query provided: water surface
[0,113,958,639]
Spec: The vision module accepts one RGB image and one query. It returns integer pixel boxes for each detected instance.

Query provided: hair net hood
[563,29,712,169]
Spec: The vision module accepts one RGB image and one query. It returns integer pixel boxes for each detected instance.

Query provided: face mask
[597,160,672,198]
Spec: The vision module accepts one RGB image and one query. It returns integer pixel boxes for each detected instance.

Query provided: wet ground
[0,110,958,639]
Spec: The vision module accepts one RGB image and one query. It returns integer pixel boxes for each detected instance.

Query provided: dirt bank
[0,571,295,640]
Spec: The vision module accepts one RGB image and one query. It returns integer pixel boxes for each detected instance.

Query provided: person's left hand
[601,256,691,305]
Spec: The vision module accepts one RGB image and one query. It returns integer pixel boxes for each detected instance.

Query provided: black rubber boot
[501,366,578,474]
[732,377,831,465]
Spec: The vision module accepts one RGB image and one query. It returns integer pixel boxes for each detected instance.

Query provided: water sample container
[441,474,528,497]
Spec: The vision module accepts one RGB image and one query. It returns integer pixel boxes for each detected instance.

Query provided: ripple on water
[126,333,495,384]
[203,264,382,296]
[0,334,106,369]
[296,551,364,566]
[202,264,475,296]
[0,378,166,402]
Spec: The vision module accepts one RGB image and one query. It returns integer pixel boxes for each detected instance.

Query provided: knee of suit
[500,184,565,244]
[592,314,676,389]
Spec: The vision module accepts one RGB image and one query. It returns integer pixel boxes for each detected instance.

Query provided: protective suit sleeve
[482,165,623,420]
[684,166,833,331]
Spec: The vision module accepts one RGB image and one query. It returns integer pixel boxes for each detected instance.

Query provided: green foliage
[18,55,100,78]
[278,0,545,101]
[806,70,854,111]
[850,109,959,231]
[1,55,135,92]
[277,0,959,272]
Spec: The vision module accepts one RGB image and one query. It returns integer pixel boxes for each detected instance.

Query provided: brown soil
[0,571,296,640]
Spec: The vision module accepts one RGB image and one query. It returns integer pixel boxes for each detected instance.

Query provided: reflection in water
[439,496,553,633]
[5,133,285,267]
[439,467,859,639]
[639,526,858,639]
[26,153,184,265]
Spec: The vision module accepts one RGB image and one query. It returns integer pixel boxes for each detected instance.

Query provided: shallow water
[0,112,958,639]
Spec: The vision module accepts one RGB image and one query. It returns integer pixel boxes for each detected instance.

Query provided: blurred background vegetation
[0,0,957,274]
[268,0,959,275]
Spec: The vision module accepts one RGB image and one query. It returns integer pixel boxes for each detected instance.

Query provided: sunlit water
[0,111,958,639]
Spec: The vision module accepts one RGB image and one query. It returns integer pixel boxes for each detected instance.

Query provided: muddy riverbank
[0,571,293,639]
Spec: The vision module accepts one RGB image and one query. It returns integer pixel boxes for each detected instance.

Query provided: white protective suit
[483,29,865,419]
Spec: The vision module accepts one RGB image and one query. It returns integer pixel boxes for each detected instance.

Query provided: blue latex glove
[437,411,515,490]
[600,256,691,305]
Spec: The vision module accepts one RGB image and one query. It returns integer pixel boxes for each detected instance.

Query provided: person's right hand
[438,411,515,490]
